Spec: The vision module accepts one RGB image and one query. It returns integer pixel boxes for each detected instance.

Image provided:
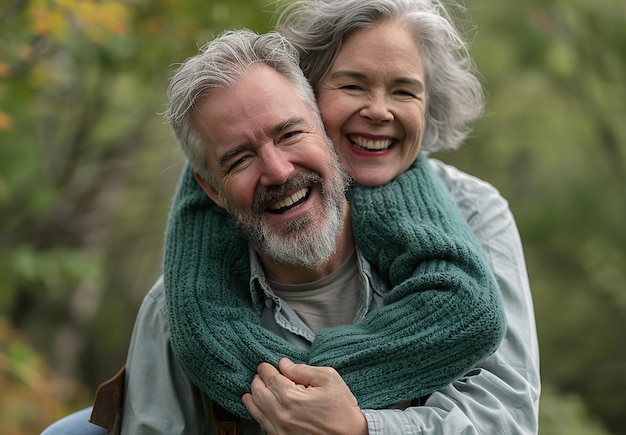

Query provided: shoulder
[427,158,503,200]
[427,158,510,223]
[135,275,170,327]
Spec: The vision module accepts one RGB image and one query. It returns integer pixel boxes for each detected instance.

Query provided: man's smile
[267,187,311,213]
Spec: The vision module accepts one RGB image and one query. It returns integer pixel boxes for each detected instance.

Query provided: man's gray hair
[164,30,323,181]
[276,0,484,153]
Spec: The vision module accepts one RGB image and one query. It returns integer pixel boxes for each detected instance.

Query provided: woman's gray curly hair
[276,0,484,153]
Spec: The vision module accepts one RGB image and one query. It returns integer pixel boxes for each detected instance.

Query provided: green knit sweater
[164,154,505,418]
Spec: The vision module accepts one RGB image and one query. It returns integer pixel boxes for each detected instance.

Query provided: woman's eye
[340,84,363,91]
[395,89,417,98]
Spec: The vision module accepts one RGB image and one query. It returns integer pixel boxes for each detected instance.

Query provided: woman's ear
[193,169,224,208]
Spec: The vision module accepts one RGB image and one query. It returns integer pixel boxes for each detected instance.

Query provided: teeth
[349,135,392,151]
[268,188,308,211]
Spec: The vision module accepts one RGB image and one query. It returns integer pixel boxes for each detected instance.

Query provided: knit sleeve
[308,154,506,409]
[164,164,307,418]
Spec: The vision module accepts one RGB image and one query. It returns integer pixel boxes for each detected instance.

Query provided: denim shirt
[120,159,540,435]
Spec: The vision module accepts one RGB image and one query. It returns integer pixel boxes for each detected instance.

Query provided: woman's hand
[242,358,368,435]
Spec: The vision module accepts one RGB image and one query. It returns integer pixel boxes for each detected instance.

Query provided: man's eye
[281,130,302,141]
[228,156,249,171]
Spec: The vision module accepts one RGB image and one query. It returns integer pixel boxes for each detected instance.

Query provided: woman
[257,0,540,432]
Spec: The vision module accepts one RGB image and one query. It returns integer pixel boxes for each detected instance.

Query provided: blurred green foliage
[1,0,625,433]
[1,318,91,434]
[439,0,626,432]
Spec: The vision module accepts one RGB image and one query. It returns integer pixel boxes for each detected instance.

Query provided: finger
[278,357,295,373]
[250,373,274,403]
[250,370,294,414]
[279,358,338,387]
[257,362,295,396]
[241,392,258,417]
[277,358,310,385]
[242,392,271,434]
[256,361,280,379]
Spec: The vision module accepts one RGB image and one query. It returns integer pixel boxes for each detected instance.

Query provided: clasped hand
[242,358,368,435]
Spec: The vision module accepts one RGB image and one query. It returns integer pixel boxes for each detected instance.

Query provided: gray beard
[232,184,344,268]
[234,200,343,268]
[222,167,348,268]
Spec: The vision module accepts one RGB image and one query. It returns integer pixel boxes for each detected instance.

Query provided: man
[160,30,366,432]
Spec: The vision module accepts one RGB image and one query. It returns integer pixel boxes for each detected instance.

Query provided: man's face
[192,65,348,268]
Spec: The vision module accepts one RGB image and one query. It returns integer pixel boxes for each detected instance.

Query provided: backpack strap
[89,364,245,435]
[90,365,126,435]
[212,400,244,435]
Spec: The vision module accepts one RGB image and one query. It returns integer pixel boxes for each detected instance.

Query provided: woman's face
[316,21,427,186]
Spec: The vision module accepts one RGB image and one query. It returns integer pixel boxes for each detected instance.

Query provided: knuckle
[318,366,339,380]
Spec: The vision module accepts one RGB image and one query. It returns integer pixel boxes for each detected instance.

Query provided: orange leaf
[0,112,13,131]
[0,62,9,78]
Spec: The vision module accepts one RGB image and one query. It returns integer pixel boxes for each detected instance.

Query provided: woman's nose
[359,94,394,124]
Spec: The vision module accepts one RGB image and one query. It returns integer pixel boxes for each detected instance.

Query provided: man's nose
[258,147,295,186]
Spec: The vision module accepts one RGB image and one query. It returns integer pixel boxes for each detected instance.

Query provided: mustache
[251,170,322,213]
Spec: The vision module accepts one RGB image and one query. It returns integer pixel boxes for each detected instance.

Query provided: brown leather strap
[89,365,244,435]
[212,400,244,435]
[89,365,126,435]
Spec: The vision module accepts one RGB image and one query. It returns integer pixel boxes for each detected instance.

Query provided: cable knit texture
[164,154,505,418]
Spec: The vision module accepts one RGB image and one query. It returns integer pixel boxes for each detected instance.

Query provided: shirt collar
[246,243,387,317]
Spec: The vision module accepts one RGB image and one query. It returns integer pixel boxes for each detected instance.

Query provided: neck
[257,204,354,285]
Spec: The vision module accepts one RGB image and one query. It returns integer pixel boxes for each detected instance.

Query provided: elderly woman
[249,0,540,433]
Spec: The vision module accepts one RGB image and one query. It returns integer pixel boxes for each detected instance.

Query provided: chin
[353,173,394,187]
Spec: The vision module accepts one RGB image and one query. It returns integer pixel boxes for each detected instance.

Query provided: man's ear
[193,169,224,208]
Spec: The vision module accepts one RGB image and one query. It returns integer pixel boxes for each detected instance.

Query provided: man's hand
[242,358,368,435]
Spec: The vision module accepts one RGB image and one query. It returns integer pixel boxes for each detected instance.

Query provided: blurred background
[0,0,624,433]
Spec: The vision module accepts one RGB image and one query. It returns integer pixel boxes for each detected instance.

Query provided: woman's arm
[360,160,539,434]
[309,154,505,408]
